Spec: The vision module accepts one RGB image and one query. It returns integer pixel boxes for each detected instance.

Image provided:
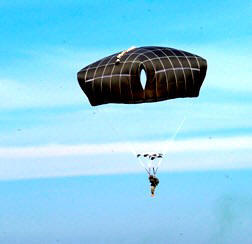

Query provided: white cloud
[1,136,252,158]
[0,136,252,180]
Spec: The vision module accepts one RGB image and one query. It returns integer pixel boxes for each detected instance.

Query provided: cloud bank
[0,136,251,180]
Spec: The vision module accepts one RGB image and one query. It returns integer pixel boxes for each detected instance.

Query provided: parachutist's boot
[151,186,155,197]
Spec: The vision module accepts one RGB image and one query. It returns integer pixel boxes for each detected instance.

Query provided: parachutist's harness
[148,168,159,190]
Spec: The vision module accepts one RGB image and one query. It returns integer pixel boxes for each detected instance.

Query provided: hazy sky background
[0,0,252,243]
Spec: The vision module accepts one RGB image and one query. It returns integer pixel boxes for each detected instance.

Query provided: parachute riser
[137,153,161,175]
[145,167,158,176]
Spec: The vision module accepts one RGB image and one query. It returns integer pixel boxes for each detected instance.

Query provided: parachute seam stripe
[85,56,108,104]
[193,56,201,94]
[177,50,196,88]
[142,56,197,64]
[101,54,117,95]
[167,49,188,95]
[108,55,119,99]
[82,56,197,73]
[85,74,134,83]
[100,54,118,101]
[117,49,146,100]
[93,57,112,102]
[156,67,200,73]
[84,54,110,91]
[139,52,157,100]
[116,49,140,100]
[127,48,157,100]
[194,56,200,68]
[141,47,169,98]
[157,49,179,94]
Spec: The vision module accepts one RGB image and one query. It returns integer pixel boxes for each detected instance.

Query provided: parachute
[77,46,207,106]
[137,153,163,160]
[77,46,207,176]
[137,153,163,175]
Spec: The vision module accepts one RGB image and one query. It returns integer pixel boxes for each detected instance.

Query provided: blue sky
[0,0,252,243]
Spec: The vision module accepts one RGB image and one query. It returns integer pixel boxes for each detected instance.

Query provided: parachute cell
[77,46,207,106]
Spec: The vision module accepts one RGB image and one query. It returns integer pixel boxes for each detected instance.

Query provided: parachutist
[149,174,159,197]
[77,46,207,189]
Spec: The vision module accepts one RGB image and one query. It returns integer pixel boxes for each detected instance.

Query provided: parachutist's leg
[151,186,155,197]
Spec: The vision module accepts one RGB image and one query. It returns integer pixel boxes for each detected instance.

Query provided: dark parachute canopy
[77,46,207,106]
[137,153,163,160]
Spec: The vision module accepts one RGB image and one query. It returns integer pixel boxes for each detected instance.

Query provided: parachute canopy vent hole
[140,69,147,90]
